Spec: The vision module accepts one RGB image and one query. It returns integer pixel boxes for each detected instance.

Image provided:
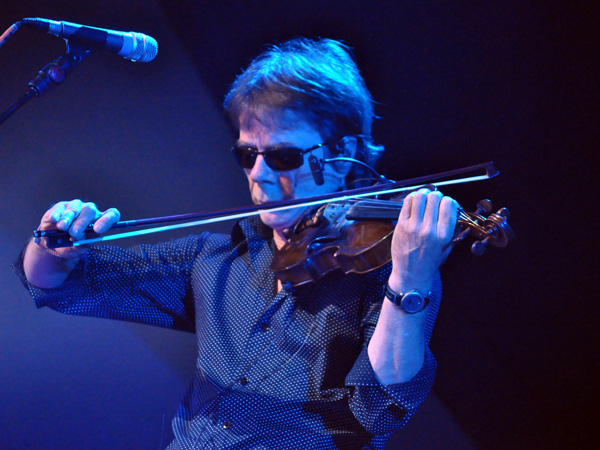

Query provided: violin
[271,195,513,288]
[34,161,514,288]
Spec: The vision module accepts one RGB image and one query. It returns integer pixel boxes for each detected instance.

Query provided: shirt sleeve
[344,271,441,435]
[13,234,210,333]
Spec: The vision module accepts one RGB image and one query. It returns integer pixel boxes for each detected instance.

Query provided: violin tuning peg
[496,207,510,219]
[471,237,490,256]
[476,199,493,215]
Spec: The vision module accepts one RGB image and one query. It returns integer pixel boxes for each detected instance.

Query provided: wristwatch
[385,284,430,314]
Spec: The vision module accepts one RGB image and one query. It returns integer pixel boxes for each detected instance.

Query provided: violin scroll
[454,199,515,256]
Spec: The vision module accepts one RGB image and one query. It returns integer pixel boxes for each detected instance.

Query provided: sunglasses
[231,142,327,171]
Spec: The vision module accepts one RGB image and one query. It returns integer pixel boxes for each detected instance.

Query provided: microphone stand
[0,41,91,125]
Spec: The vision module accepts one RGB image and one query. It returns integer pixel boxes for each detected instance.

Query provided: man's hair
[223,37,384,183]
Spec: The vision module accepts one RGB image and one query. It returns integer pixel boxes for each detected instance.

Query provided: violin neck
[345,199,471,222]
[346,199,403,220]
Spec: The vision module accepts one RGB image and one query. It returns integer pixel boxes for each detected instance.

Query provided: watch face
[401,291,425,313]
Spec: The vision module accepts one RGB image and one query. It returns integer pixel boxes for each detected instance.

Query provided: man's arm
[368,188,457,384]
[18,201,201,332]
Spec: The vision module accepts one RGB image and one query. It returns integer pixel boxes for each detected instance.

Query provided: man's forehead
[239,108,315,133]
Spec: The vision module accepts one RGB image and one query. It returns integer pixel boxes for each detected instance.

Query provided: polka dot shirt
[15,216,441,449]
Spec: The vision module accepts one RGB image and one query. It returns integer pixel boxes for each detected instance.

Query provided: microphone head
[308,155,325,186]
[124,32,158,62]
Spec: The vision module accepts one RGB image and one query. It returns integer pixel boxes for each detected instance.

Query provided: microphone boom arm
[0,42,90,125]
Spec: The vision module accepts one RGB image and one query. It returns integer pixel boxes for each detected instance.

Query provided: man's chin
[259,209,304,232]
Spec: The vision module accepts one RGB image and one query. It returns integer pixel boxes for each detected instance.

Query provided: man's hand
[389,188,458,294]
[36,199,120,259]
[24,199,120,288]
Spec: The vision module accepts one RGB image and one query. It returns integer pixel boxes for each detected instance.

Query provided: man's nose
[249,154,273,181]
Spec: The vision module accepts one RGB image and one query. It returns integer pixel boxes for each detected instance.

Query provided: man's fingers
[404,188,431,233]
[399,192,412,222]
[438,197,459,241]
[55,199,83,230]
[40,200,118,237]
[422,191,443,233]
[93,208,121,234]
[44,202,65,225]
[69,202,101,238]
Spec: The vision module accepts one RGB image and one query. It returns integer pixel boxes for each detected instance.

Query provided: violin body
[271,210,395,288]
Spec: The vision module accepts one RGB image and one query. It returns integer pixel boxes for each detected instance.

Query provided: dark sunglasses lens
[232,146,305,171]
[265,148,304,170]
[232,146,256,169]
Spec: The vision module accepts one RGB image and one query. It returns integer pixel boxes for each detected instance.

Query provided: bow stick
[35,161,498,248]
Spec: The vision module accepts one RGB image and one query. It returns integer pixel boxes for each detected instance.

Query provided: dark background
[1,1,597,449]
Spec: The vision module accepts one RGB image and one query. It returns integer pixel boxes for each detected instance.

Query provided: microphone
[309,155,325,186]
[21,17,158,62]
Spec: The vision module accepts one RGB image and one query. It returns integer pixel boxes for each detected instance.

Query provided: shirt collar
[231,215,273,247]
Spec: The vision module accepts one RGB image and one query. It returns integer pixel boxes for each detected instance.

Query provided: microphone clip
[28,44,91,97]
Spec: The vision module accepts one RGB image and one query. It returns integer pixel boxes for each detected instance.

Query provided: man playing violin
[17,38,458,449]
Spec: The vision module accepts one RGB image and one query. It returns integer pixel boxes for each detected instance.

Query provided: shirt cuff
[346,345,436,405]
[12,245,86,309]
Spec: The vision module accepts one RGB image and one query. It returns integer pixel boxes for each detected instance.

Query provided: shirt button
[240,377,249,385]
[260,323,269,332]
[223,420,231,429]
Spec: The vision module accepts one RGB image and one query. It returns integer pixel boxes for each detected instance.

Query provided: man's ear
[332,135,358,176]
[337,135,357,158]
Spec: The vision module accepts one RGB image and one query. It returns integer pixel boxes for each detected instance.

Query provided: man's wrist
[24,239,80,288]
[388,270,433,295]
[33,239,66,260]
[384,284,430,314]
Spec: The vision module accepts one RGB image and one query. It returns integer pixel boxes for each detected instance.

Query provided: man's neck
[272,228,287,250]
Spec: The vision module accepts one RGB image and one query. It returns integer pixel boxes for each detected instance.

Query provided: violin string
[347,200,478,226]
